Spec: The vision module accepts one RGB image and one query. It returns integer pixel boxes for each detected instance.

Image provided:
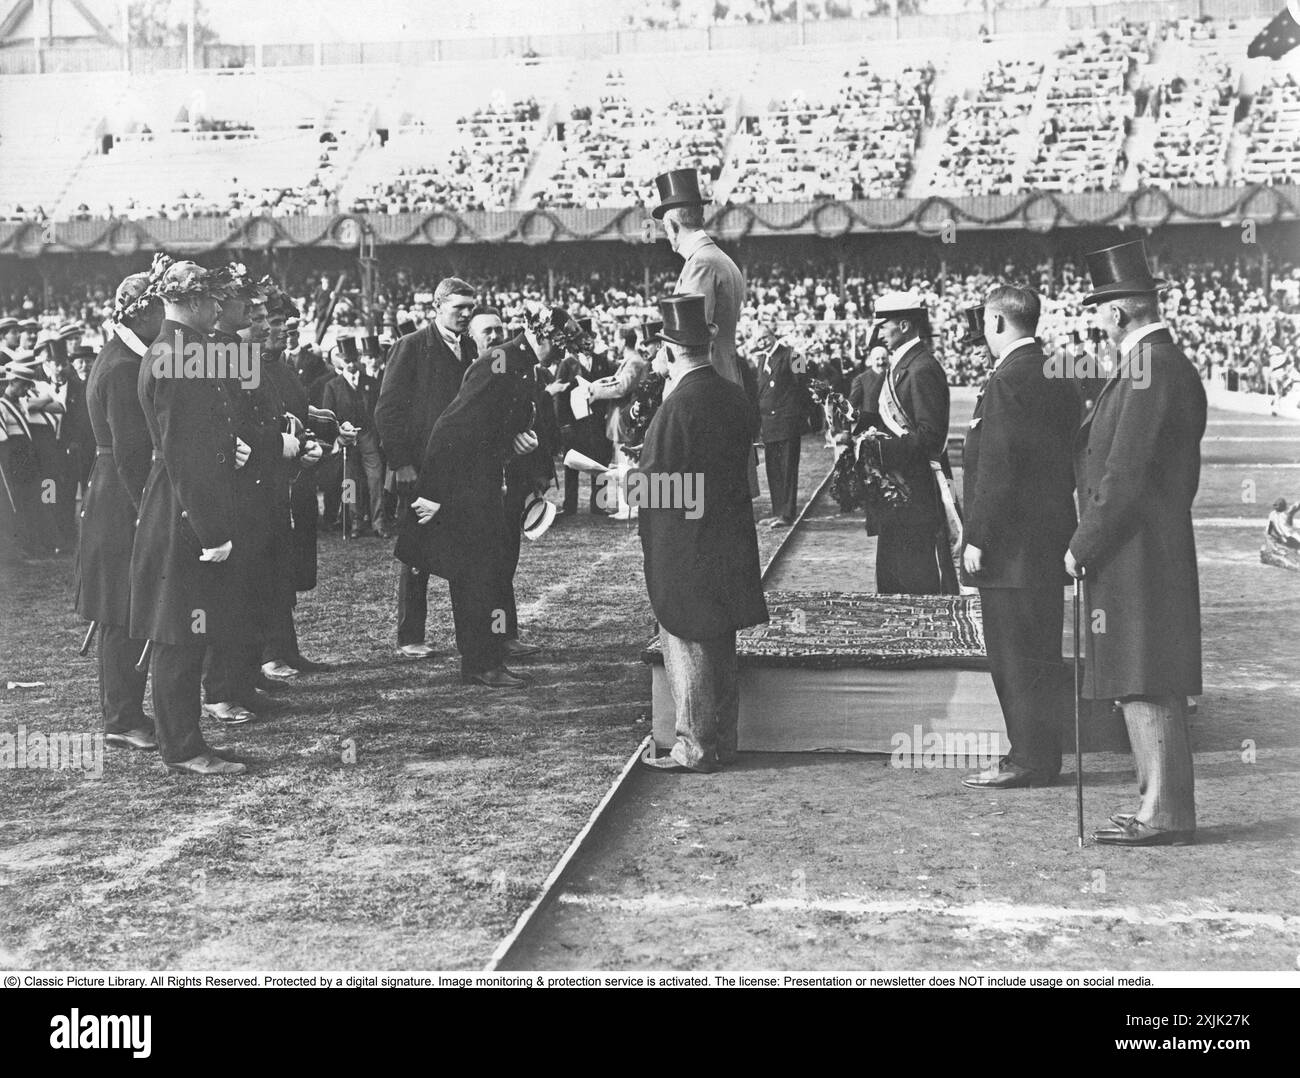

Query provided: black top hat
[1082,240,1166,306]
[363,334,382,358]
[639,319,663,343]
[652,168,708,220]
[36,336,68,365]
[656,294,713,348]
[957,304,985,345]
[337,336,360,363]
[398,319,417,337]
[575,317,593,336]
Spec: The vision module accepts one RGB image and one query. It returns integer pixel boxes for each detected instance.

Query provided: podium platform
[642,590,1128,760]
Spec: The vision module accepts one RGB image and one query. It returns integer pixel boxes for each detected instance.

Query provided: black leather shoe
[503,639,542,658]
[462,666,527,688]
[1093,820,1195,847]
[961,760,1052,790]
[1109,812,1137,828]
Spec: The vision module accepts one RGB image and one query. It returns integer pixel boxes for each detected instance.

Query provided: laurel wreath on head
[113,252,176,322]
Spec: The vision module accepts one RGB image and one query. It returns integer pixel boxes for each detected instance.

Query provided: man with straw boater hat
[1066,239,1205,846]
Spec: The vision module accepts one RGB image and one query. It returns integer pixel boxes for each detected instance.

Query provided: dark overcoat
[757,342,809,443]
[374,324,474,474]
[637,365,768,641]
[129,320,241,646]
[74,329,153,627]
[962,340,1079,588]
[1069,328,1205,698]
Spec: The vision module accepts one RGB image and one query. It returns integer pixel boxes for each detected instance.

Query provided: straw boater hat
[521,492,556,541]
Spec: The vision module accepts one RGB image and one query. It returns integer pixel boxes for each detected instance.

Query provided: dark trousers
[203,640,261,706]
[563,424,611,513]
[763,436,801,521]
[149,640,210,764]
[979,585,1066,777]
[497,480,528,640]
[262,603,299,665]
[397,563,430,645]
[875,520,955,595]
[99,621,149,734]
[449,565,505,676]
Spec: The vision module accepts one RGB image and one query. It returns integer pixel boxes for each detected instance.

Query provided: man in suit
[589,325,649,520]
[551,316,613,516]
[857,290,957,595]
[753,323,809,528]
[37,334,92,549]
[1066,240,1206,847]
[849,346,887,416]
[958,290,1079,791]
[321,336,383,535]
[375,277,478,658]
[654,168,759,496]
[637,294,769,773]
[130,261,246,776]
[74,272,161,752]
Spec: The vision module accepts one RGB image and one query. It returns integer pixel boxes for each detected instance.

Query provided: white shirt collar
[436,323,461,352]
[996,336,1037,368]
[114,323,147,357]
[1119,321,1167,356]
[677,230,711,261]
[889,337,923,369]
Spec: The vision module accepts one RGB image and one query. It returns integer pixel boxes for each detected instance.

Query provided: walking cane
[78,620,98,656]
[341,442,350,541]
[1073,569,1085,847]
[135,639,153,674]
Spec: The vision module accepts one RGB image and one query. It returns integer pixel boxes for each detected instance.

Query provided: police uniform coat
[636,364,768,641]
[129,320,241,646]
[74,328,153,627]
[1069,327,1205,699]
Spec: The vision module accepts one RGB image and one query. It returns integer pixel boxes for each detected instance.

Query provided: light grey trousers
[659,626,739,771]
[1120,694,1197,832]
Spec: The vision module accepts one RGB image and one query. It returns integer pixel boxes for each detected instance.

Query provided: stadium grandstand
[0,0,1297,405]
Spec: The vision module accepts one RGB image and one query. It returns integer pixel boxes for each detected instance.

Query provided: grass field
[0,439,824,970]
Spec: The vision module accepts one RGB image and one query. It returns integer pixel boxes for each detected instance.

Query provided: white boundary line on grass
[482,734,652,972]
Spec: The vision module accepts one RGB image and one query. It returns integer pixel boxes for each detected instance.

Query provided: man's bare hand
[281,433,301,459]
[512,430,540,455]
[199,540,232,563]
[300,440,323,465]
[963,544,983,575]
[411,497,440,524]
[233,437,251,469]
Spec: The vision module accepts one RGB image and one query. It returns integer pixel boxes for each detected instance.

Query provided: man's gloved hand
[281,433,301,459]
[233,437,251,468]
[199,540,233,563]
[512,430,539,456]
[411,497,441,524]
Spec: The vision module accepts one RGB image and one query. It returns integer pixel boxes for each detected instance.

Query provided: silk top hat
[652,168,707,220]
[957,304,985,345]
[656,293,714,348]
[521,492,556,541]
[638,319,663,344]
[337,336,360,363]
[1082,240,1166,306]
[35,333,67,365]
[363,334,382,358]
[398,319,417,337]
[872,290,927,324]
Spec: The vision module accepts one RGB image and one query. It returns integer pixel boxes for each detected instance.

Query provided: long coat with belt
[756,341,810,444]
[374,324,474,476]
[962,340,1079,588]
[1069,327,1205,699]
[675,233,745,389]
[129,320,241,647]
[637,364,768,641]
[857,337,951,534]
[75,326,154,627]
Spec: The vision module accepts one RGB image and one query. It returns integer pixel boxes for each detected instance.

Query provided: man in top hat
[130,261,247,776]
[753,321,810,529]
[74,270,165,751]
[1066,239,1206,847]
[959,287,1079,791]
[322,334,384,537]
[856,289,958,595]
[653,168,759,494]
[637,293,768,773]
[376,276,479,658]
